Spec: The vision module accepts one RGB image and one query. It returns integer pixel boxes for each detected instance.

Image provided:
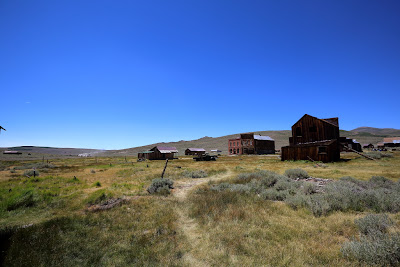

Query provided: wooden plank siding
[282,114,341,163]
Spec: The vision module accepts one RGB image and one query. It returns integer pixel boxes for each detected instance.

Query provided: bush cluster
[284,168,310,179]
[210,169,400,217]
[365,152,393,159]
[182,169,208,178]
[147,178,174,195]
[341,214,400,266]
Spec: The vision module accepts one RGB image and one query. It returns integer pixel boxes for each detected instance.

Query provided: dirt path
[173,169,232,266]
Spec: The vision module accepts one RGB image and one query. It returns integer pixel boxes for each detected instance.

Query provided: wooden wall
[281,140,340,163]
[291,115,339,145]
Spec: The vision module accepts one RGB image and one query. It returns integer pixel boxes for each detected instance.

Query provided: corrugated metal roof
[157,146,178,153]
[187,148,206,152]
[254,135,274,141]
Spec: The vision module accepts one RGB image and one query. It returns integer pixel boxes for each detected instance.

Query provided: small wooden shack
[363,143,374,149]
[3,150,22,155]
[142,146,178,160]
[281,114,340,162]
[185,148,206,156]
[340,137,362,152]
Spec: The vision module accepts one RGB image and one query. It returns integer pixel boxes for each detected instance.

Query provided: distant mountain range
[2,127,400,158]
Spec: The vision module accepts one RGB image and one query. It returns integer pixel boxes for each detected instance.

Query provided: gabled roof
[254,135,274,141]
[153,146,178,153]
[186,148,206,152]
[294,114,339,128]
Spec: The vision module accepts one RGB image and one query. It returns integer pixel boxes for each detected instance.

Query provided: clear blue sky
[1,0,399,149]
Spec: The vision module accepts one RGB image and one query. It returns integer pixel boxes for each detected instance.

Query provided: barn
[281,114,340,162]
[185,148,206,156]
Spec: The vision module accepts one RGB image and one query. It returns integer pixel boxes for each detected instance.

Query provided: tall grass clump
[284,168,309,179]
[341,214,400,266]
[182,169,208,178]
[147,178,174,195]
[3,189,40,211]
[86,189,114,205]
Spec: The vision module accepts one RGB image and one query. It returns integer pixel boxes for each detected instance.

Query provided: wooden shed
[185,148,206,156]
[363,143,374,149]
[340,137,362,152]
[282,114,340,162]
[145,146,178,160]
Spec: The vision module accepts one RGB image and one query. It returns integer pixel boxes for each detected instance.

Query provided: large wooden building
[281,114,341,162]
[229,133,275,155]
[340,137,362,152]
[185,148,206,156]
[138,146,178,160]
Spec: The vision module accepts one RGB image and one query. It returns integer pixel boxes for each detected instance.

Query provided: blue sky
[1,0,399,149]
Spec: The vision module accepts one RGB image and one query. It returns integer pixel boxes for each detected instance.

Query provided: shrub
[182,169,208,178]
[368,176,395,189]
[355,214,393,236]
[284,168,309,179]
[23,170,40,177]
[303,183,317,195]
[147,178,174,194]
[341,214,400,266]
[90,169,96,174]
[306,195,330,217]
[93,181,101,187]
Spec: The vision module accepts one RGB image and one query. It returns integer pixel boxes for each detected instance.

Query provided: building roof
[254,135,274,141]
[383,137,400,143]
[155,146,178,153]
[295,114,339,128]
[186,148,206,152]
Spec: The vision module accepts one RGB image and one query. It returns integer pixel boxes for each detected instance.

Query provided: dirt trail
[173,169,232,266]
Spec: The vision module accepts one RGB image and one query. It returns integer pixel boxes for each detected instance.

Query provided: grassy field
[0,152,399,266]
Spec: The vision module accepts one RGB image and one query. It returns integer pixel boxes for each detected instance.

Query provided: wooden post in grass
[161,159,169,179]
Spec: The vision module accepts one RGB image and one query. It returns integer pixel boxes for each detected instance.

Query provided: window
[237,141,239,147]
[318,146,327,154]
[309,125,317,132]
[230,149,232,154]
[296,127,302,136]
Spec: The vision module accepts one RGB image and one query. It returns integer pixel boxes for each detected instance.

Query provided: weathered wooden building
[138,146,178,160]
[281,114,341,162]
[185,148,206,156]
[363,143,374,149]
[382,137,400,148]
[340,137,362,152]
[229,133,275,155]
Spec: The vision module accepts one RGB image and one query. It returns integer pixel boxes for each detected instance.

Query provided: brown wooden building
[229,133,275,155]
[363,143,374,149]
[185,148,206,156]
[340,137,362,152]
[138,146,178,160]
[281,114,341,162]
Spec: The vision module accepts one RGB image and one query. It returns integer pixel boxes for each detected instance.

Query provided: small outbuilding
[3,150,22,155]
[185,148,206,156]
[139,146,178,160]
[363,143,374,149]
[340,137,362,152]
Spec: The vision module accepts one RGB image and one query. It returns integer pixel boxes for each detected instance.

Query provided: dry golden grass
[0,152,399,266]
